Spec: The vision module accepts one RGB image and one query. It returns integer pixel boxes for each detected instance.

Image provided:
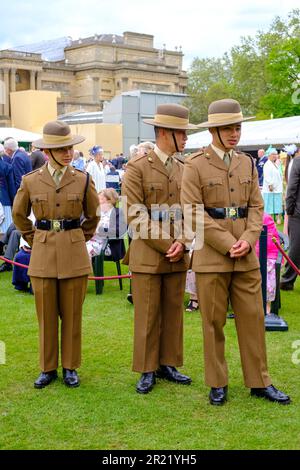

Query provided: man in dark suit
[4,138,32,189]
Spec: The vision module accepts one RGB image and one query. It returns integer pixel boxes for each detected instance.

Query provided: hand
[165,241,185,262]
[229,240,250,259]
[269,184,274,192]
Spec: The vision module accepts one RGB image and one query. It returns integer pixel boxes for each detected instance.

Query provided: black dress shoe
[156,365,192,385]
[34,370,58,389]
[250,385,290,404]
[127,293,133,304]
[0,262,12,272]
[280,282,294,291]
[63,368,80,387]
[209,386,228,405]
[136,372,156,394]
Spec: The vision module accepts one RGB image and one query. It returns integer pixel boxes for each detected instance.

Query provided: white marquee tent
[0,127,41,143]
[186,116,300,150]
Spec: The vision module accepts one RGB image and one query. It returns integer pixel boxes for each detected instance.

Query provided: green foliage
[0,264,300,450]
[187,9,300,120]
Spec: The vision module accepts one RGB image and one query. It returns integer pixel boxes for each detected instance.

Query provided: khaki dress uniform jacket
[12,164,99,372]
[122,150,189,372]
[181,145,271,388]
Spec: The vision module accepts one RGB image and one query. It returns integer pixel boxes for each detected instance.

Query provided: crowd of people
[0,102,298,406]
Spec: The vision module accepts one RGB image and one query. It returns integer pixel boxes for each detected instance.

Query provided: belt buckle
[52,219,61,232]
[228,207,237,219]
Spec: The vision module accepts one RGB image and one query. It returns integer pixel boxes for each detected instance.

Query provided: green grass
[0,261,300,450]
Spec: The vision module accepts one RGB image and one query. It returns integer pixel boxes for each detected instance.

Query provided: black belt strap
[205,207,248,219]
[36,219,81,231]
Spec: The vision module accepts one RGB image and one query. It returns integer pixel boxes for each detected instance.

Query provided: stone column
[10,68,16,92]
[36,72,42,90]
[3,69,9,116]
[30,70,36,90]
[0,69,4,116]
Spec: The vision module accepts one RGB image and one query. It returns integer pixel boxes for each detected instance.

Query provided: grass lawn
[0,260,300,450]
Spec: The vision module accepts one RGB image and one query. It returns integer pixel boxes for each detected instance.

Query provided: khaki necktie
[165,156,173,174]
[224,152,231,167]
[53,169,63,186]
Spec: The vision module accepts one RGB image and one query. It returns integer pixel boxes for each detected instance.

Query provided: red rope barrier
[0,255,132,281]
[272,237,300,276]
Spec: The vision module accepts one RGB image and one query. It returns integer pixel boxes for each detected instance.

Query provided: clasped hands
[165,241,185,262]
[229,239,250,259]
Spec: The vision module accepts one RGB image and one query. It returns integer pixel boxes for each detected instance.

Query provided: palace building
[0,31,187,126]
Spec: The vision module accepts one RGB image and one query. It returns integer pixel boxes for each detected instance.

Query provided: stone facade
[0,32,187,125]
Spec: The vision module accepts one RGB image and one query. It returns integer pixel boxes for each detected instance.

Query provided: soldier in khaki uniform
[12,121,99,389]
[122,104,197,394]
[181,99,290,405]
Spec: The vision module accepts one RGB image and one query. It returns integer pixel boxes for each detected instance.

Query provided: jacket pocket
[239,176,251,203]
[202,177,224,206]
[70,228,85,243]
[31,193,48,219]
[144,182,163,205]
[67,193,83,218]
[33,230,47,243]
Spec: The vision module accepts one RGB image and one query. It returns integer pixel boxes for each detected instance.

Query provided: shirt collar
[211,144,234,161]
[47,161,68,177]
[154,144,174,165]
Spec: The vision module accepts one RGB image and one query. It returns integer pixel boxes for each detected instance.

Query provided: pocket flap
[67,193,82,201]
[202,177,223,187]
[34,230,47,243]
[145,182,163,191]
[70,228,85,243]
[239,176,251,184]
[31,193,48,202]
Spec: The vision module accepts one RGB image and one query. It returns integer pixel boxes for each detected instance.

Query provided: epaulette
[236,151,255,175]
[189,150,204,160]
[130,153,148,163]
[23,168,41,177]
[73,168,87,174]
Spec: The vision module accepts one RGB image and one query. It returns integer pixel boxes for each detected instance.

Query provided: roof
[0,127,41,143]
[186,115,300,150]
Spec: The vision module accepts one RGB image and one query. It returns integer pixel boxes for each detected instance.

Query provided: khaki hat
[197,99,254,128]
[143,103,198,130]
[33,120,85,149]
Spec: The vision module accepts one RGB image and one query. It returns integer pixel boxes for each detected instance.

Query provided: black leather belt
[149,209,183,222]
[205,207,248,220]
[36,219,81,232]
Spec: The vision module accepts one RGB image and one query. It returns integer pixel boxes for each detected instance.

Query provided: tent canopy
[0,127,41,143]
[186,115,300,150]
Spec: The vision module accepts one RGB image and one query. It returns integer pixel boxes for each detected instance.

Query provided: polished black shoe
[127,293,133,304]
[0,262,12,272]
[136,372,156,394]
[209,386,228,405]
[156,365,192,385]
[34,370,58,389]
[63,368,80,388]
[250,385,290,404]
[280,282,294,291]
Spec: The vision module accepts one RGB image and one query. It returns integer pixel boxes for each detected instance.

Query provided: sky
[0,0,299,69]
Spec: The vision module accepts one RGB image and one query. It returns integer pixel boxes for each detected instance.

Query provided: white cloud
[0,0,299,69]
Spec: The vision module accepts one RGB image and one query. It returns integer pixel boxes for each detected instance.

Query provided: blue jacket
[256,155,268,187]
[0,157,17,206]
[12,149,32,189]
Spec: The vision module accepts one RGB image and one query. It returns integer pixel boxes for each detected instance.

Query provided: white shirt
[262,160,283,193]
[86,159,106,192]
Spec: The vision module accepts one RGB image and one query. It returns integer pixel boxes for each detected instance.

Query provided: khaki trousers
[132,272,186,372]
[196,269,272,388]
[31,276,88,372]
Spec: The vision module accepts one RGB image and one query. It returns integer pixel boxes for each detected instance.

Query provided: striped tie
[165,157,173,174]
[224,152,231,167]
[53,169,63,186]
